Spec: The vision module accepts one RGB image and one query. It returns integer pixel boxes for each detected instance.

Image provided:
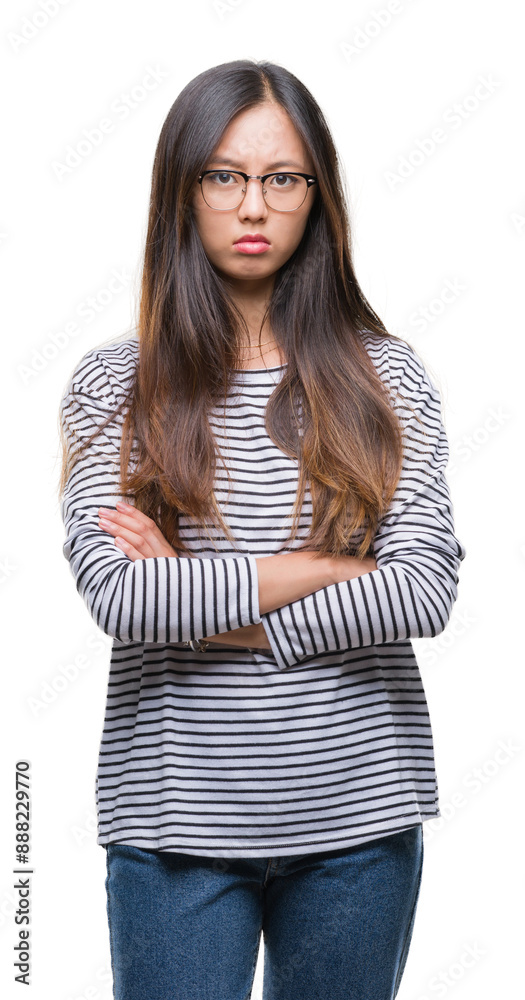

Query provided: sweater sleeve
[259,340,466,670]
[59,350,261,644]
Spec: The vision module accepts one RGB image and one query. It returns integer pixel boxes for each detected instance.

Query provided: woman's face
[191,102,317,289]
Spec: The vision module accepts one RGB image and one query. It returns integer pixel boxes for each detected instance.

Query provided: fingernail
[116,501,133,511]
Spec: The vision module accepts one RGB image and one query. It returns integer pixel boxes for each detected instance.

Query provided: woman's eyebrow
[207,157,305,171]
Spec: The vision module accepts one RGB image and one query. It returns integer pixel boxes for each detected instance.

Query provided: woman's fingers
[113,536,142,560]
[99,516,153,557]
[99,503,154,539]
[97,503,178,559]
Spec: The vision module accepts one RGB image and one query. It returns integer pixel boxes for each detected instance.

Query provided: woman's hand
[97,505,270,650]
[97,502,179,560]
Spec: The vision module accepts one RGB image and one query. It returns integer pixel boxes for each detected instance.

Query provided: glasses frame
[197,169,318,212]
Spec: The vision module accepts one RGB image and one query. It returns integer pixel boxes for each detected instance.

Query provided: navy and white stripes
[60,379,261,644]
[59,331,465,859]
[259,347,464,669]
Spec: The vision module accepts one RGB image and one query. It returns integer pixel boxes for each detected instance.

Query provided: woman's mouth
[233,234,270,254]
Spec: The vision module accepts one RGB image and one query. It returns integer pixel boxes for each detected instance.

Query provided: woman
[58,59,465,1000]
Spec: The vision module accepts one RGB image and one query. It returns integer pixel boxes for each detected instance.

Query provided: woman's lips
[233,240,270,254]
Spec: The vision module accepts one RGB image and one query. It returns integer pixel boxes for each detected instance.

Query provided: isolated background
[1,1,523,997]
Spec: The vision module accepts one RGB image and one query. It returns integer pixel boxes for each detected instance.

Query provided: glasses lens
[264,173,308,211]
[201,172,309,211]
[202,171,243,210]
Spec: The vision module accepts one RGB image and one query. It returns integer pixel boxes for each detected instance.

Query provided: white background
[1,1,523,997]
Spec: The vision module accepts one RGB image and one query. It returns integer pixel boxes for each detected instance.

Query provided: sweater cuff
[260,608,305,670]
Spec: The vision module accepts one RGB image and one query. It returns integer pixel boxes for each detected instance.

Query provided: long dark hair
[59,58,405,560]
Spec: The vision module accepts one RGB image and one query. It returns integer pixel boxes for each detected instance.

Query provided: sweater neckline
[231,363,287,375]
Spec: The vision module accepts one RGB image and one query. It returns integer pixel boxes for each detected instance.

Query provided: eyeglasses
[197,170,318,212]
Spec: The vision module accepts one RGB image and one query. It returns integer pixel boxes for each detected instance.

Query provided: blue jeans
[104,825,423,1000]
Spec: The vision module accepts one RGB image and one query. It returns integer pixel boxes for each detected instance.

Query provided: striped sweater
[59,331,465,858]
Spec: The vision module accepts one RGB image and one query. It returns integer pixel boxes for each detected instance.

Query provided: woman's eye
[270,173,296,187]
[211,172,236,185]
